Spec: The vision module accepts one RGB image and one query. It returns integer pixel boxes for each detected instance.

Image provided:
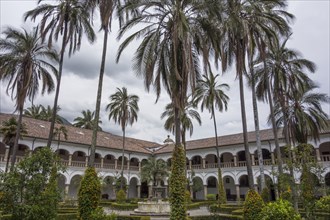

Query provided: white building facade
[1,113,329,201]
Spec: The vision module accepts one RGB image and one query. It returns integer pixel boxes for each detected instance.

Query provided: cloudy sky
[0,1,329,144]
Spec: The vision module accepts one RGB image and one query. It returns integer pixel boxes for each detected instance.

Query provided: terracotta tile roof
[1,113,329,155]
[0,113,157,154]
[155,122,330,154]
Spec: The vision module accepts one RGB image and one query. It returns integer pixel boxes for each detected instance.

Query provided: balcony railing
[321,154,330,161]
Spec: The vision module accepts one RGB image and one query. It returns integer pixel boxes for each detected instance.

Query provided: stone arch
[128,177,139,198]
[17,143,30,156]
[56,149,70,161]
[33,146,44,152]
[130,157,139,171]
[206,176,218,195]
[223,175,235,201]
[192,176,204,200]
[68,175,82,199]
[205,154,218,169]
[102,176,116,200]
[57,174,66,200]
[191,155,202,169]
[254,149,271,160]
[220,152,234,167]
[104,154,116,169]
[118,156,128,170]
[238,175,249,199]
[325,172,330,186]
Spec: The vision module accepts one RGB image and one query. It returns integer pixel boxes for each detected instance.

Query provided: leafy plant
[243,189,264,220]
[116,189,127,204]
[261,199,301,220]
[78,167,101,220]
[315,196,330,213]
[0,147,63,220]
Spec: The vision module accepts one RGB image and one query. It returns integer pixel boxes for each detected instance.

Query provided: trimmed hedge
[109,202,138,210]
[116,216,151,220]
[209,204,241,214]
[56,213,78,220]
[190,214,243,220]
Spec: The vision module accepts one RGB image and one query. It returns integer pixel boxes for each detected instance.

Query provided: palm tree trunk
[238,73,254,189]
[182,130,187,181]
[120,128,126,190]
[249,60,265,191]
[47,22,68,148]
[90,27,109,167]
[266,82,283,176]
[174,106,181,145]
[5,145,12,173]
[212,105,226,204]
[10,108,23,170]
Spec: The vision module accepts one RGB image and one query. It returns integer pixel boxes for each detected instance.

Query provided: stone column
[233,155,237,167]
[137,185,141,198]
[68,154,72,166]
[316,148,321,161]
[85,156,88,167]
[115,159,118,170]
[127,160,130,170]
[165,185,168,198]
[202,158,206,169]
[204,185,208,200]
[235,185,240,202]
[148,185,153,198]
[65,184,70,199]
[251,154,255,166]
[4,147,9,162]
[138,162,141,172]
[271,152,275,164]
[190,186,193,199]
[189,160,192,170]
[100,157,104,168]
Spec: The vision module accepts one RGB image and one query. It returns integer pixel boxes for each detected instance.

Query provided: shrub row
[109,202,138,210]
[116,216,150,220]
[189,214,243,220]
[209,204,241,214]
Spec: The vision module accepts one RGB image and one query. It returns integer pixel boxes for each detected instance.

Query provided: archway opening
[223,175,235,201]
[192,177,204,200]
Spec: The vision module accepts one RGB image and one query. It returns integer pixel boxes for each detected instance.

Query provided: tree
[73,109,102,131]
[0,147,63,220]
[219,0,293,189]
[140,157,169,196]
[23,104,44,120]
[117,2,222,217]
[0,117,27,173]
[194,71,229,204]
[53,125,68,151]
[24,0,96,148]
[0,26,58,169]
[106,87,139,189]
[85,0,128,167]
[160,98,201,177]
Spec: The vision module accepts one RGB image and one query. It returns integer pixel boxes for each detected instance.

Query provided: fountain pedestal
[133,200,170,215]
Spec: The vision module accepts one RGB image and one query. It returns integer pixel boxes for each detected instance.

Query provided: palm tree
[24,0,96,148]
[24,104,44,120]
[273,83,329,145]
[0,26,58,169]
[141,157,169,197]
[0,117,27,172]
[40,105,63,123]
[106,87,139,189]
[219,0,293,189]
[53,125,68,151]
[194,71,229,203]
[161,99,201,155]
[73,110,102,131]
[85,0,129,167]
[116,2,222,216]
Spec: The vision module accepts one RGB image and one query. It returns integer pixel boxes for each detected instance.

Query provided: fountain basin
[134,201,170,215]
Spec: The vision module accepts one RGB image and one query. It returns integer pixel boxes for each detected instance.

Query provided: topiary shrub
[261,199,301,220]
[217,168,227,204]
[243,189,264,220]
[315,196,330,213]
[206,194,216,201]
[78,167,101,220]
[116,189,127,204]
[185,190,192,204]
[261,187,270,203]
[169,144,187,220]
